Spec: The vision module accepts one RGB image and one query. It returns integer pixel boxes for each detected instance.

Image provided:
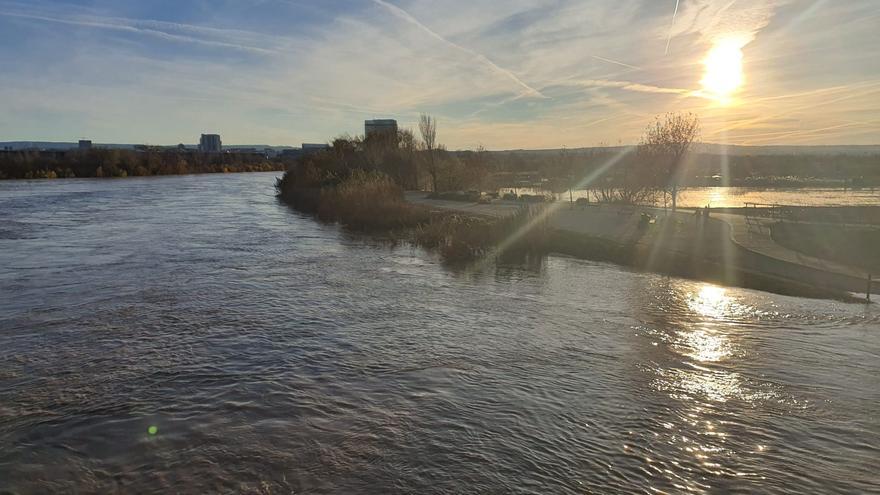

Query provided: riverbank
[406,192,878,301]
[0,148,284,179]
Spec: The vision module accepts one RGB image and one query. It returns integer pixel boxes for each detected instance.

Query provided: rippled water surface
[1,173,879,494]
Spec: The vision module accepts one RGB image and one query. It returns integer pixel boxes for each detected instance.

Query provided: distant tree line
[486,147,880,188]
[0,148,284,179]
[518,113,701,209]
[280,110,879,212]
[277,113,705,211]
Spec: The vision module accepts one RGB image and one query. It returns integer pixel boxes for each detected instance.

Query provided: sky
[0,0,878,149]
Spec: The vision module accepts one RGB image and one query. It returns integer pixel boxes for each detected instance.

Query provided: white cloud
[664,0,792,45]
[0,0,877,147]
[0,10,280,54]
[369,0,545,99]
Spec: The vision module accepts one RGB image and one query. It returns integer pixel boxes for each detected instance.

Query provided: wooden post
[868,274,872,302]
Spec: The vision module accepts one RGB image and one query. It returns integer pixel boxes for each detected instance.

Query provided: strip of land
[406,192,878,299]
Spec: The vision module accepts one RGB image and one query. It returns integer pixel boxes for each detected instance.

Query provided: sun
[701,36,746,104]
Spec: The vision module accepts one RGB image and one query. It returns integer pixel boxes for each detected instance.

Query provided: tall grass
[413,206,551,262]
[278,169,551,262]
[317,171,430,231]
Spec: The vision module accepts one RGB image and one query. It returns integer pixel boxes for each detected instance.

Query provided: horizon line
[2,139,880,153]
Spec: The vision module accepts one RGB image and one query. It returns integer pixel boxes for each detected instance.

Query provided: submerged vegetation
[316,171,430,231]
[277,167,550,262]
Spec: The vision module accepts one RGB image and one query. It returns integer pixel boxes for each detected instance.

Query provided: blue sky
[1,0,878,148]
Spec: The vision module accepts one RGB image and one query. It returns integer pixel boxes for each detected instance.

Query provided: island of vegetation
[277,113,879,299]
[276,112,709,260]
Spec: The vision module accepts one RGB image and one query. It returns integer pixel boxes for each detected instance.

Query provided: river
[1,173,878,494]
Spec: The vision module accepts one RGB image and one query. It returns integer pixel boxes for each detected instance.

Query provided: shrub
[410,206,551,262]
[316,171,430,231]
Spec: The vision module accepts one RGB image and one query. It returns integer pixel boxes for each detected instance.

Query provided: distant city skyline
[1,0,878,149]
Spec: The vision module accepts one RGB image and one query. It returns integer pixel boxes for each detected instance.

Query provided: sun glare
[701,37,746,104]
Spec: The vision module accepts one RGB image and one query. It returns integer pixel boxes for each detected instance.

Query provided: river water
[1,173,878,494]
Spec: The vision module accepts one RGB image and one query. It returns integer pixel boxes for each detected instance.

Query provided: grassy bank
[771,222,880,273]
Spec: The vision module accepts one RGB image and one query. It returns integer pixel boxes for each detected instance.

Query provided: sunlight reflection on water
[502,186,880,207]
[689,285,731,320]
[641,282,791,491]
[677,329,732,363]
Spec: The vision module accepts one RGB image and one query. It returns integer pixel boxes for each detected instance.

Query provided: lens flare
[701,36,746,104]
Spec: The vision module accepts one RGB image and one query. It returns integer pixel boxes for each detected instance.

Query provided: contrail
[664,0,680,55]
[703,83,880,138]
[577,79,688,94]
[762,0,827,43]
[590,54,641,71]
[371,0,545,99]
[0,11,276,54]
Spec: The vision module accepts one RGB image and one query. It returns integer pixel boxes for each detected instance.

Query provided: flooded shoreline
[499,186,880,208]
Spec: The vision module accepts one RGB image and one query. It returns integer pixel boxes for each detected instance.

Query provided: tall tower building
[199,134,222,153]
[364,119,398,138]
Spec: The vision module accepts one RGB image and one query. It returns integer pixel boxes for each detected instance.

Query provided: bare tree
[561,148,577,207]
[639,112,700,212]
[548,147,576,206]
[419,114,438,192]
[396,129,419,189]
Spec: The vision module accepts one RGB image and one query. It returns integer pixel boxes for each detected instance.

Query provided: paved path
[406,192,873,291]
[406,193,652,242]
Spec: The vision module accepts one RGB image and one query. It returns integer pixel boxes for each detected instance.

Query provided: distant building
[199,134,222,153]
[279,144,331,160]
[78,140,92,150]
[302,143,330,152]
[365,119,398,138]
